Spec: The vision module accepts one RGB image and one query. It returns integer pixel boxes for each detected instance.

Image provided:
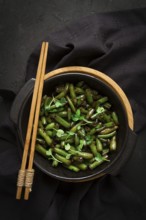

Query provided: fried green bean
[86,108,95,119]
[69,84,76,101]
[104,122,115,127]
[41,116,47,125]
[112,112,119,125]
[96,138,103,152]
[48,107,64,113]
[73,156,83,163]
[45,122,55,130]
[75,87,84,94]
[102,148,109,155]
[70,122,82,133]
[65,165,80,172]
[89,142,98,156]
[64,83,69,93]
[110,136,117,151]
[70,150,93,159]
[78,128,86,137]
[98,96,108,104]
[104,102,112,109]
[36,138,46,145]
[35,144,47,158]
[75,134,80,146]
[101,113,111,123]
[46,130,53,137]
[52,160,59,167]
[53,148,70,158]
[98,131,116,139]
[76,96,85,106]
[99,126,118,135]
[85,89,93,104]
[89,159,104,169]
[76,163,88,171]
[58,111,68,117]
[55,91,66,99]
[44,97,52,111]
[55,153,71,165]
[66,95,76,112]
[67,108,72,121]
[80,107,88,114]
[89,124,104,135]
[38,128,53,145]
[54,115,71,128]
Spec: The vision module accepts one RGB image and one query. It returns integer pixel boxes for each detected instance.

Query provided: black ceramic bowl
[11,70,136,182]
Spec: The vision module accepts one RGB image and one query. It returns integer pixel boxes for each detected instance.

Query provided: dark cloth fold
[1,7,146,220]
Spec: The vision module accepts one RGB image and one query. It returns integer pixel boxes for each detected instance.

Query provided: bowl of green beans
[11,69,136,182]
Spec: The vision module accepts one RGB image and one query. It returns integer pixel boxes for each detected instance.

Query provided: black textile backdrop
[0,8,146,220]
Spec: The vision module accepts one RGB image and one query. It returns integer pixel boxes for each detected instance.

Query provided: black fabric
[1,8,146,220]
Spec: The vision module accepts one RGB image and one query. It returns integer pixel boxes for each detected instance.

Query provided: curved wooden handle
[44,66,134,130]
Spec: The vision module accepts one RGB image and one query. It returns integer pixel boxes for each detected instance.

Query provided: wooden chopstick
[16,42,46,200]
[24,42,49,200]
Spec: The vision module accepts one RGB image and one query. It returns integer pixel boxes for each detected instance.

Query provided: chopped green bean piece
[55,91,66,99]
[76,163,88,171]
[98,131,116,139]
[75,87,84,94]
[65,165,80,172]
[66,96,76,113]
[58,111,68,117]
[35,144,47,158]
[55,153,71,165]
[96,138,103,152]
[110,136,117,151]
[98,97,108,104]
[89,160,104,170]
[69,83,76,100]
[38,128,52,145]
[89,142,98,156]
[53,148,70,158]
[54,115,71,128]
[86,108,95,119]
[104,122,115,127]
[86,89,93,104]
[45,122,55,130]
[112,112,119,125]
[67,108,72,121]
[41,116,47,125]
[52,160,59,167]
[99,126,118,135]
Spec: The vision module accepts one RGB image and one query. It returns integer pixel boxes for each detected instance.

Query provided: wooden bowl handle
[44,66,134,130]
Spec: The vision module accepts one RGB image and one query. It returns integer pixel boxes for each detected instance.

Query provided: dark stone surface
[1,0,146,92]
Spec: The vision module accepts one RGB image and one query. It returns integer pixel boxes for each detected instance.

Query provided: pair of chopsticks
[16,42,49,200]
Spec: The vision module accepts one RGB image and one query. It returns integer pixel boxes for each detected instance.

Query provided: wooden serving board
[44,66,134,130]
